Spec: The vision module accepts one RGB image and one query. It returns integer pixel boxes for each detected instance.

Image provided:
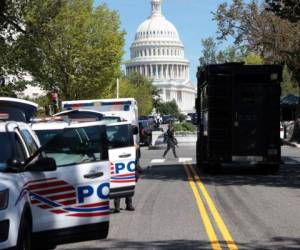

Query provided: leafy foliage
[174,122,196,132]
[213,0,300,117]
[266,0,300,22]
[156,100,180,116]
[281,65,299,96]
[1,0,125,100]
[119,72,157,116]
[199,37,261,65]
[199,38,217,66]
[213,0,300,82]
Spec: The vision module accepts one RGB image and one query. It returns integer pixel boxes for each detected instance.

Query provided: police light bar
[71,118,98,123]
[0,113,9,120]
[32,116,67,123]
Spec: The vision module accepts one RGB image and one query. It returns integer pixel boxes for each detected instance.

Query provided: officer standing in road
[114,144,142,213]
[163,123,178,158]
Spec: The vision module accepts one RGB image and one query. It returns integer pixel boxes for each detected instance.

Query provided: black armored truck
[195,63,282,173]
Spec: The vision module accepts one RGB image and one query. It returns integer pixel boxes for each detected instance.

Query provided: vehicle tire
[17,216,31,250]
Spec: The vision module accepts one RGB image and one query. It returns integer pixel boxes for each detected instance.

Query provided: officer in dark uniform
[163,123,178,158]
[114,144,142,213]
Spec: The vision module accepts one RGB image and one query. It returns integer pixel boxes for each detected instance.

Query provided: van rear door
[232,82,264,158]
[106,123,136,199]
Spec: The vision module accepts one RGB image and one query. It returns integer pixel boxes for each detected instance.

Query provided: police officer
[114,144,142,213]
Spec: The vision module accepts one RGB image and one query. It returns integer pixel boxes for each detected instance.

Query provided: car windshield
[39,125,108,167]
[35,129,63,145]
[106,124,134,149]
[0,132,13,172]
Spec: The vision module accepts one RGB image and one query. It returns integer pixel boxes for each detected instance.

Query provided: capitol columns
[166,64,169,79]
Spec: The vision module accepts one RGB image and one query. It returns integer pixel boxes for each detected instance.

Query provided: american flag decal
[16,178,110,217]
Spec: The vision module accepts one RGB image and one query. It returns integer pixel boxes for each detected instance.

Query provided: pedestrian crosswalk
[150,157,193,164]
[151,159,166,164]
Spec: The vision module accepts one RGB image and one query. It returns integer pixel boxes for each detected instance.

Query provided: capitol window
[177,91,182,102]
[166,90,171,100]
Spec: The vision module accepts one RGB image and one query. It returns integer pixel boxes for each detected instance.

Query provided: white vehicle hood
[0,173,18,190]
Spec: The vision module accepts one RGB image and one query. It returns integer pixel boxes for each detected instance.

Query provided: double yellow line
[184,164,238,250]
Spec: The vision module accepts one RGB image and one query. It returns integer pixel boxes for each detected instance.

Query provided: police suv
[0,98,110,250]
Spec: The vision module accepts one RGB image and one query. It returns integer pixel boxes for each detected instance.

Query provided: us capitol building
[125,0,196,114]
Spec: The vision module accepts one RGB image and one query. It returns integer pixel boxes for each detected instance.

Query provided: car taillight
[0,113,9,120]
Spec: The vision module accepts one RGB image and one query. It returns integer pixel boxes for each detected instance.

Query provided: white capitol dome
[126,0,196,114]
[135,13,180,42]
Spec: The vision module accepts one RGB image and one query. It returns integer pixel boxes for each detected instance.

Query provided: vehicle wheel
[17,216,31,250]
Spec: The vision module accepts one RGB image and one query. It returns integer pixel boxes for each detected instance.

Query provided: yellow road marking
[188,164,238,250]
[183,165,222,250]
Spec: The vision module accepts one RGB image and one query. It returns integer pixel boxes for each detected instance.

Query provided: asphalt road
[57,145,300,250]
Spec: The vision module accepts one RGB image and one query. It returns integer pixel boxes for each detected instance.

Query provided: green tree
[119,72,156,116]
[243,53,264,64]
[6,0,124,100]
[281,65,299,96]
[0,83,17,97]
[266,0,300,22]
[199,37,217,66]
[156,100,180,116]
[200,37,249,65]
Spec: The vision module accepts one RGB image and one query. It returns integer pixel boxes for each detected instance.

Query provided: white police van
[0,98,110,250]
[60,98,139,143]
[32,119,137,200]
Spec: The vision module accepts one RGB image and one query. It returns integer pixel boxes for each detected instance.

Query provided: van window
[106,124,134,149]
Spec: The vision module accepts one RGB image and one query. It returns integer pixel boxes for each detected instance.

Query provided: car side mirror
[26,157,57,172]
[133,126,139,135]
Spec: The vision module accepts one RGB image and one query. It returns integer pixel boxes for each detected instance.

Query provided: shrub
[174,122,196,132]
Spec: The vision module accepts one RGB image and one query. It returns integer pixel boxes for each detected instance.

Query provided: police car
[32,118,138,200]
[0,98,110,249]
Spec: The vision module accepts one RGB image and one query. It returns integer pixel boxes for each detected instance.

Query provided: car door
[106,123,136,198]
[21,122,110,237]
